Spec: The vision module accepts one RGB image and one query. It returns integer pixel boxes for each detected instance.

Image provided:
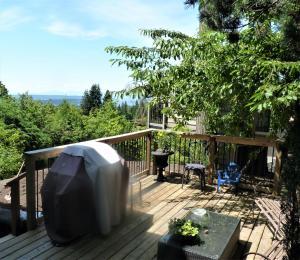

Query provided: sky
[0,0,199,96]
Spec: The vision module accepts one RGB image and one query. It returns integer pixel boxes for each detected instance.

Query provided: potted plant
[168,218,202,245]
[156,130,171,153]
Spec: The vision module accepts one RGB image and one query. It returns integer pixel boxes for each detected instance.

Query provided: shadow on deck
[0,175,275,259]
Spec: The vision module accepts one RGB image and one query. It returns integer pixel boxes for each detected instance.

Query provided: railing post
[147,105,151,128]
[273,142,283,195]
[162,103,167,130]
[10,180,20,235]
[25,153,37,230]
[146,132,152,175]
[207,137,216,185]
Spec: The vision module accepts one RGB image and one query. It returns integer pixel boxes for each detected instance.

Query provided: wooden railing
[6,129,153,235]
[154,132,281,193]
[5,129,282,235]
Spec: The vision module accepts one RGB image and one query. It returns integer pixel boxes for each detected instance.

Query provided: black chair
[183,163,206,191]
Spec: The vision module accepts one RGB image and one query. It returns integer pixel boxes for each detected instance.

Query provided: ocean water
[31,95,82,106]
[13,95,138,106]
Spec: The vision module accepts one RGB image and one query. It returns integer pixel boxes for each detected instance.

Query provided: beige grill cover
[41,141,129,244]
[63,142,129,234]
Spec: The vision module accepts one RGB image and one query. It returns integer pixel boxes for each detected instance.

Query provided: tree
[81,84,102,115]
[106,28,296,135]
[103,90,113,104]
[18,93,52,150]
[0,81,8,97]
[106,2,300,255]
[47,100,84,145]
[184,0,300,57]
[84,101,133,139]
[0,119,24,179]
[184,1,300,257]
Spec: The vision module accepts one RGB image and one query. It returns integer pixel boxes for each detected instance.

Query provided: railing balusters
[36,167,38,218]
[10,180,20,235]
[7,129,282,233]
[146,132,152,175]
[173,136,177,174]
[25,154,37,231]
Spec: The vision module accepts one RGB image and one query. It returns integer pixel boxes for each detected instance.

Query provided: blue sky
[0,0,199,95]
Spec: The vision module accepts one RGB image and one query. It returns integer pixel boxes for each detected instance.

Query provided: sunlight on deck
[0,175,276,259]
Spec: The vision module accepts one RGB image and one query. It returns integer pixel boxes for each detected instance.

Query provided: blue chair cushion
[217,162,241,191]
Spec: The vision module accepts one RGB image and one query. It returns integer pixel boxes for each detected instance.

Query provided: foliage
[107,2,300,256]
[81,84,103,115]
[0,90,137,179]
[0,81,8,97]
[47,100,85,145]
[107,27,300,136]
[0,121,24,179]
[18,94,53,149]
[0,145,23,180]
[154,131,179,152]
[155,131,171,151]
[103,90,112,104]
[281,105,300,258]
[168,218,202,244]
[117,99,147,124]
[183,1,300,257]
[84,101,133,139]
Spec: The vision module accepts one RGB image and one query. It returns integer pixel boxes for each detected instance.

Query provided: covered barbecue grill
[41,141,129,244]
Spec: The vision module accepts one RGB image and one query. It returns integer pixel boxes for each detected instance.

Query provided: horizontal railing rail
[7,129,153,234]
[6,128,283,235]
[151,131,281,190]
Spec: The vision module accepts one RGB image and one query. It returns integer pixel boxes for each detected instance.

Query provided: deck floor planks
[32,175,172,259]
[80,183,199,259]
[230,193,256,259]
[0,234,15,244]
[138,188,248,260]
[0,228,47,259]
[244,198,275,260]
[0,178,279,260]
[109,187,212,260]
[245,219,268,260]
[0,226,45,257]
[52,179,186,259]
[137,186,249,260]
[135,190,232,260]
[256,225,274,258]
[240,208,264,259]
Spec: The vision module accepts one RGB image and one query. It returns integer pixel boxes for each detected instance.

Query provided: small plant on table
[168,218,203,245]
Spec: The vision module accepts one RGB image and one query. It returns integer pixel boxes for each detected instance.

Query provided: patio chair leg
[235,184,239,195]
[217,180,221,192]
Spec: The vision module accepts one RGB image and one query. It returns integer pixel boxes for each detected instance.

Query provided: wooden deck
[0,175,279,259]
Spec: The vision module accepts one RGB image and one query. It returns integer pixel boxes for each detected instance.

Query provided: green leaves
[106,25,300,136]
[0,92,136,179]
[169,218,201,237]
[168,218,203,245]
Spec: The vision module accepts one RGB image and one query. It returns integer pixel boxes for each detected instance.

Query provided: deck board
[0,175,278,260]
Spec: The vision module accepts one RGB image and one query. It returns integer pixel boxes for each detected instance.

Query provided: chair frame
[243,197,285,259]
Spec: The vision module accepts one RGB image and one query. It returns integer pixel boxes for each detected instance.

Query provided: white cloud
[80,0,199,39]
[0,6,32,31]
[45,20,107,39]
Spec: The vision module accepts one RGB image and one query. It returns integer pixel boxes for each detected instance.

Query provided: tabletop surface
[185,163,206,170]
[158,211,240,259]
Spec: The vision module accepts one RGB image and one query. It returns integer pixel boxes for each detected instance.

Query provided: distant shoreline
[13,94,138,106]
[13,94,82,106]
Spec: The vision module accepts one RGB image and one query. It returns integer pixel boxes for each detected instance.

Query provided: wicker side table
[157,211,240,260]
